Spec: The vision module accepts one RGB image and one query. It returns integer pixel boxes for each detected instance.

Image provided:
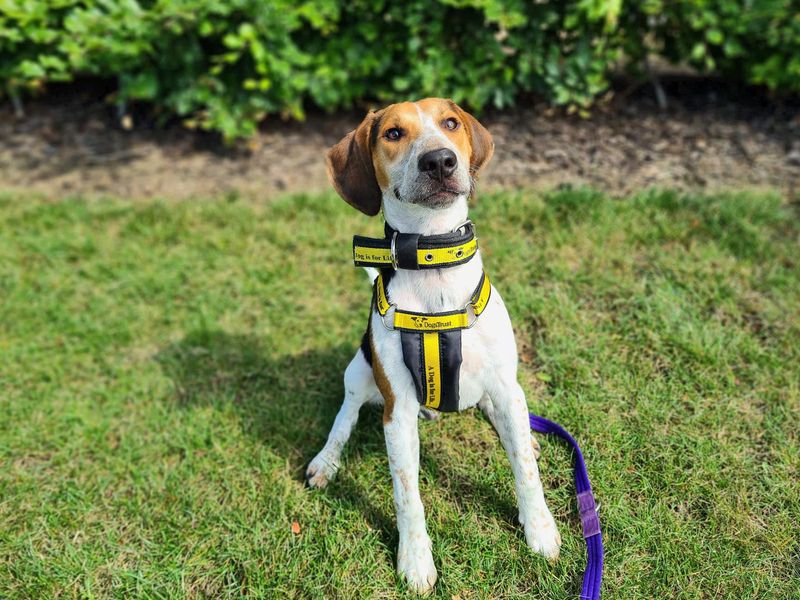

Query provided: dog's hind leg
[478,394,541,459]
[484,380,561,560]
[305,349,377,489]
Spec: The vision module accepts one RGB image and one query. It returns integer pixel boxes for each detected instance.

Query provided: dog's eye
[385,128,403,141]
[443,117,459,131]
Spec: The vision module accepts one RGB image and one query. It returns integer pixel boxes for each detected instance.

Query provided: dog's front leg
[384,396,437,594]
[488,379,562,560]
[306,350,376,488]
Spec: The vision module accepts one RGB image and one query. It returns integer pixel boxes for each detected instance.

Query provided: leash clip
[389,231,399,270]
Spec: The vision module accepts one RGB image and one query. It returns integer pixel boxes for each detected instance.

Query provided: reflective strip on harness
[471,270,491,316]
[375,270,491,332]
[394,311,470,332]
[376,273,392,315]
[422,332,441,409]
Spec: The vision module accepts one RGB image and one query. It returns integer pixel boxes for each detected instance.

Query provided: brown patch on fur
[449,100,494,175]
[371,102,422,189]
[370,327,396,425]
[326,110,383,215]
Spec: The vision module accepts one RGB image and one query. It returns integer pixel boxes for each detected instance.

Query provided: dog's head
[326,98,494,216]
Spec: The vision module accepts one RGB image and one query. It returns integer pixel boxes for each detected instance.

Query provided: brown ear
[454,104,494,176]
[326,111,383,216]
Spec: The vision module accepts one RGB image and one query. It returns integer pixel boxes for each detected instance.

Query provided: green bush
[1,1,797,140]
[618,0,800,93]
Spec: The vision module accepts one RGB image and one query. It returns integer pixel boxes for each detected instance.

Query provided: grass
[0,189,798,599]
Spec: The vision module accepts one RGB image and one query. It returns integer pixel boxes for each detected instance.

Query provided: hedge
[1,1,798,140]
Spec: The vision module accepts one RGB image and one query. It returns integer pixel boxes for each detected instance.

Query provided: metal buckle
[389,231,399,270]
[380,306,396,331]
[462,301,479,329]
[451,219,472,235]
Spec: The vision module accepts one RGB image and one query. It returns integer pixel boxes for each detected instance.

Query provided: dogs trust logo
[410,315,452,330]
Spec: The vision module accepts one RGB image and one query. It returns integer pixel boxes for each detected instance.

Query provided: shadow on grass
[156,328,522,551]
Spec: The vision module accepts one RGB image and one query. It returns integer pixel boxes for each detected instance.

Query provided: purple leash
[529,414,603,600]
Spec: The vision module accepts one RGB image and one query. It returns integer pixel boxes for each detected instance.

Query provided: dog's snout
[418,148,457,181]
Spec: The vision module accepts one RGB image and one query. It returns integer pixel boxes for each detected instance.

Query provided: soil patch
[1,79,798,200]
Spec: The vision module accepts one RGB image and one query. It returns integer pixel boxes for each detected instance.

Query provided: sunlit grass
[1,189,798,598]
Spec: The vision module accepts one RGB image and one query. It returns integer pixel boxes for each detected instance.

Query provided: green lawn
[1,189,798,599]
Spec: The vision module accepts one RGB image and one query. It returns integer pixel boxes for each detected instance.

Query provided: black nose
[418,148,457,181]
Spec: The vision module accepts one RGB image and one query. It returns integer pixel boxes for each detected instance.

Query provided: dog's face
[327,98,494,216]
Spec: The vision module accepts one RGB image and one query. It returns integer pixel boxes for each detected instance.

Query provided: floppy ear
[454,105,494,176]
[326,111,383,216]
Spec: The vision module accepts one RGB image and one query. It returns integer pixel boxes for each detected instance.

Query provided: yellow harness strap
[372,270,491,412]
[375,270,491,332]
[422,332,441,409]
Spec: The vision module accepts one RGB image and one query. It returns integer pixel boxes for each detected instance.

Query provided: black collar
[353,221,477,270]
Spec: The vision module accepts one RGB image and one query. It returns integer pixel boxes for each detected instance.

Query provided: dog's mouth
[396,186,467,207]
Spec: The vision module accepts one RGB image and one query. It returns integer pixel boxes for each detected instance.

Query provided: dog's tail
[363,267,379,284]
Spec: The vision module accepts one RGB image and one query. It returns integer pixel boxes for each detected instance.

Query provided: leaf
[705,28,723,45]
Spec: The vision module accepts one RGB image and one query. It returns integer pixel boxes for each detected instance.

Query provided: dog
[305,98,561,594]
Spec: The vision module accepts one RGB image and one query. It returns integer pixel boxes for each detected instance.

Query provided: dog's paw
[531,433,541,459]
[523,510,562,562]
[397,535,437,595]
[304,452,339,489]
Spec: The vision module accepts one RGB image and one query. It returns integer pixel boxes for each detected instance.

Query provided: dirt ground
[1,79,798,200]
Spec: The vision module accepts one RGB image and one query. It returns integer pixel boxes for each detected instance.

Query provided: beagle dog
[306,98,561,593]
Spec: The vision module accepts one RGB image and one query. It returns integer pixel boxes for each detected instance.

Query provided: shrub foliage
[1,0,797,139]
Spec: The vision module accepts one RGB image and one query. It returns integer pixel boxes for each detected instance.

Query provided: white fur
[307,103,561,594]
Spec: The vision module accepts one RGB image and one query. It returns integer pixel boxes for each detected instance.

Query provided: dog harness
[355,222,487,412]
[374,268,491,412]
